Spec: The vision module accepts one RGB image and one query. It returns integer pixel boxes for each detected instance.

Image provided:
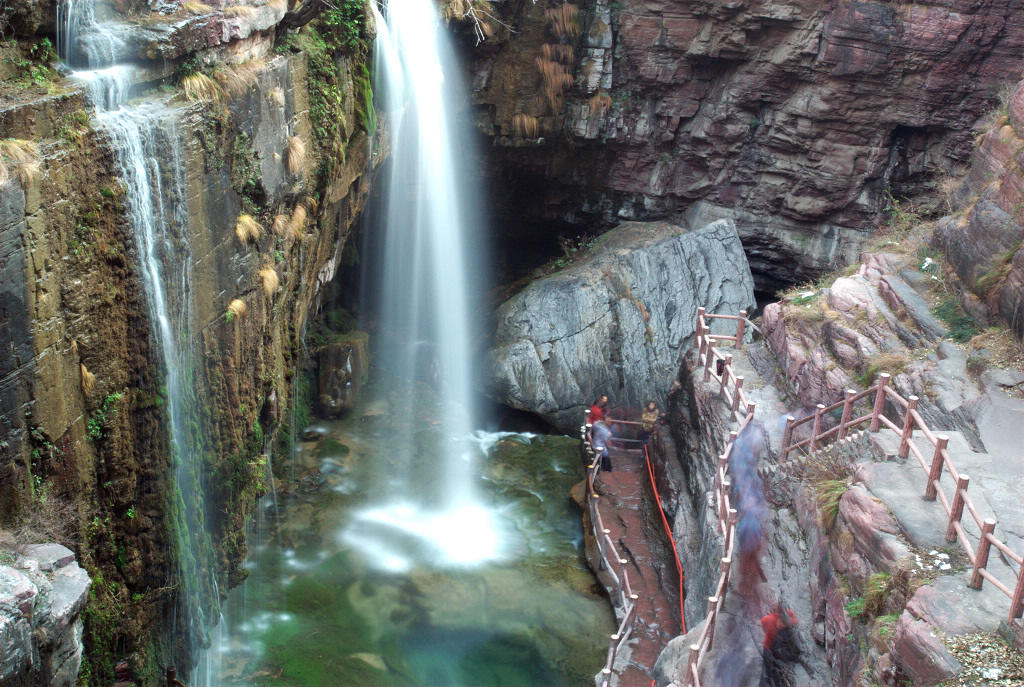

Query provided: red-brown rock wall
[467,0,1024,287]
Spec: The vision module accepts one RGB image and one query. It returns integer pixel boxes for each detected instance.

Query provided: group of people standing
[585,394,663,474]
[586,392,805,686]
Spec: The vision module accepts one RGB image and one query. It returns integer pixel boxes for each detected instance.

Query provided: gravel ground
[939,632,1024,686]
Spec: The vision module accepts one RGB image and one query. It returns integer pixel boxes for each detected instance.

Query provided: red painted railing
[579,421,641,687]
[675,308,756,687]
[779,372,1024,638]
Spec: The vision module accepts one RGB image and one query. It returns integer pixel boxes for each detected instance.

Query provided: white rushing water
[58,1,217,680]
[345,0,499,572]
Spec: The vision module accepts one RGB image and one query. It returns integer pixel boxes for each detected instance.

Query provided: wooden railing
[580,422,641,687]
[674,308,757,687]
[779,374,1024,637]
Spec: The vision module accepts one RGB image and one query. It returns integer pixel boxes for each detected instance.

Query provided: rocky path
[585,445,683,686]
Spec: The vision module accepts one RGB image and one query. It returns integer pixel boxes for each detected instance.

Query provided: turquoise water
[213,386,615,686]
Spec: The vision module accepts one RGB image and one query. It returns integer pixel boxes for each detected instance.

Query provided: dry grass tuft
[183,0,215,13]
[272,213,289,237]
[182,72,223,104]
[80,364,96,396]
[15,161,40,187]
[511,113,539,138]
[215,61,262,97]
[288,204,307,241]
[0,139,39,163]
[535,56,575,112]
[286,136,306,175]
[268,86,285,107]
[7,491,76,548]
[588,90,612,116]
[258,267,279,297]
[545,3,579,39]
[302,195,318,214]
[541,43,575,64]
[227,298,247,320]
[235,213,262,244]
[267,0,287,11]
[224,4,258,16]
[0,159,8,186]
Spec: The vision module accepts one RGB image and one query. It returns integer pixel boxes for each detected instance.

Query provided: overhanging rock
[487,218,755,431]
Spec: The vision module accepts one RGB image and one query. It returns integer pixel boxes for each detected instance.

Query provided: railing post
[781,416,795,461]
[746,401,756,419]
[725,509,738,560]
[721,354,733,389]
[735,310,746,348]
[898,395,919,459]
[705,596,719,648]
[970,519,997,590]
[1010,561,1024,621]
[720,479,731,533]
[810,403,825,451]
[704,350,713,382]
[869,373,890,432]
[945,474,969,542]
[838,389,855,440]
[924,436,948,500]
[697,321,707,368]
[731,376,744,411]
[686,644,700,687]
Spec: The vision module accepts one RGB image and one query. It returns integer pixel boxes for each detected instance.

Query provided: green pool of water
[211,387,614,686]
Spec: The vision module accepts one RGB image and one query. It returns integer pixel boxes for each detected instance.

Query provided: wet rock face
[0,544,91,687]
[468,0,1024,287]
[487,218,755,430]
[934,77,1024,341]
[316,335,369,418]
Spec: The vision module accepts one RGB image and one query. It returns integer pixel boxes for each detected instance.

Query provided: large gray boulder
[0,544,91,687]
[487,219,755,430]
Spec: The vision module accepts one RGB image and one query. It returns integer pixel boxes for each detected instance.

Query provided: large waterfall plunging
[343,0,501,571]
[57,0,217,673]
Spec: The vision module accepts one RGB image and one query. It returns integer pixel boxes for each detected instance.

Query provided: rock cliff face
[487,218,754,430]
[0,3,376,681]
[466,0,1024,288]
[935,77,1024,341]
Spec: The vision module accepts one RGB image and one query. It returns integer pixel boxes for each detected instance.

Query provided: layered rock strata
[467,0,1024,288]
[935,77,1024,341]
[487,218,755,431]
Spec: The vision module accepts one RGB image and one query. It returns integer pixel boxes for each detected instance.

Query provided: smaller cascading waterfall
[344,0,500,570]
[57,0,219,679]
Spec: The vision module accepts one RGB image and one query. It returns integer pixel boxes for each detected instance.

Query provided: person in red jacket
[588,395,608,423]
[760,601,800,687]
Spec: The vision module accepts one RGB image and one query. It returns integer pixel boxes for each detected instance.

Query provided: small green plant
[932,295,978,342]
[125,506,136,520]
[87,392,124,441]
[790,291,818,306]
[845,596,866,619]
[966,354,988,376]
[975,240,1020,298]
[875,613,899,638]
[882,190,922,237]
[131,592,143,604]
[863,571,890,617]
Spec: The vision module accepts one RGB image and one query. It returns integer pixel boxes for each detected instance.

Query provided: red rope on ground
[644,442,687,635]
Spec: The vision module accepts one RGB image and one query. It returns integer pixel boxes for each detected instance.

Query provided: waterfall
[343,0,501,571]
[58,0,218,678]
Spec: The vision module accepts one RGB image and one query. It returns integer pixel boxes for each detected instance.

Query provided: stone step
[869,428,979,461]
